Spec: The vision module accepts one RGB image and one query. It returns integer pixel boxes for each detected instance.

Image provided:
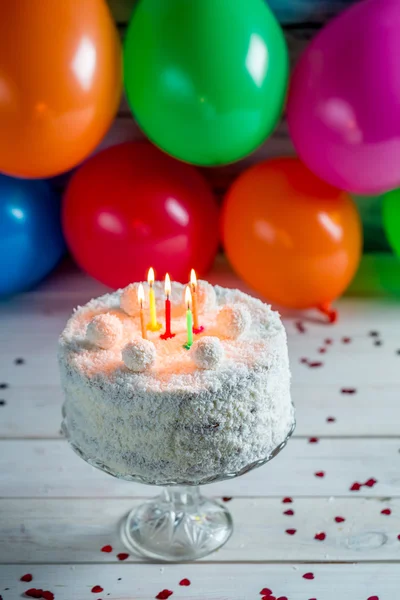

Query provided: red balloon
[63,142,219,287]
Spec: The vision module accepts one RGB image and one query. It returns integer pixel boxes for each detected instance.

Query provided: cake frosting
[59,280,294,485]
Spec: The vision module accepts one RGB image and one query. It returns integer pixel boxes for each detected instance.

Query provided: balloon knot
[317,303,338,324]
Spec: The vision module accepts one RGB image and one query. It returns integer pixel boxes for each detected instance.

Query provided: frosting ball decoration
[120,282,141,316]
[122,338,156,372]
[191,336,224,370]
[217,303,251,339]
[86,314,122,349]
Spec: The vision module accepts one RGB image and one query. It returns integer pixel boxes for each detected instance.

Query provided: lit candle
[138,283,147,339]
[190,268,204,334]
[183,285,193,349]
[147,267,162,332]
[160,273,175,340]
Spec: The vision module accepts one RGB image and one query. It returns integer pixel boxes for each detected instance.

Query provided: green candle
[184,286,193,349]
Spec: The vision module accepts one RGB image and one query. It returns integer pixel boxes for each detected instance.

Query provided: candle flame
[185,285,192,309]
[165,273,171,297]
[190,268,197,290]
[147,267,155,286]
[138,283,145,307]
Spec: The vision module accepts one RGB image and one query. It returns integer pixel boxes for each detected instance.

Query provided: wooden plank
[1,438,399,498]
[0,383,398,439]
[1,497,400,563]
[0,563,397,599]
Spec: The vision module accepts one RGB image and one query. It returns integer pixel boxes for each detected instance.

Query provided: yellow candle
[137,283,147,339]
[147,267,162,332]
[190,268,204,334]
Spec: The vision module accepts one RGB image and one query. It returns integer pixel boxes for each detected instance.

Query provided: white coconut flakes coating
[59,281,294,485]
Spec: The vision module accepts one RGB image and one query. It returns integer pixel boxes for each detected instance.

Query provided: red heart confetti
[303,572,315,580]
[350,482,362,491]
[260,589,273,596]
[342,337,351,343]
[21,574,33,582]
[101,545,112,553]
[24,591,43,599]
[42,592,54,600]
[309,437,319,443]
[117,553,129,561]
[326,416,336,422]
[324,338,333,345]
[156,591,173,600]
[262,596,276,600]
[335,516,345,523]
[282,497,293,503]
[285,529,296,535]
[315,471,325,478]
[365,478,378,488]
[295,321,306,333]
[300,357,308,364]
[381,508,391,515]
[308,361,323,368]
[367,596,379,600]
[341,388,356,394]
[91,586,103,594]
[283,509,294,516]
[277,597,288,600]
[179,579,191,586]
[318,347,326,354]
[314,532,326,541]
[222,497,232,502]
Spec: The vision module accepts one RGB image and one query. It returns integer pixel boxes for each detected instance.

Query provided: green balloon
[123,0,288,166]
[383,188,400,256]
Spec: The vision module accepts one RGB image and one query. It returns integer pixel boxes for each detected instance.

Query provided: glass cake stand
[62,412,295,562]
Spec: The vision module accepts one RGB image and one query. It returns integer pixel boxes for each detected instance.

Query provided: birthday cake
[59,276,294,485]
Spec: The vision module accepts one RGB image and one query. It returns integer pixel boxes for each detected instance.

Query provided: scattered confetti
[91,586,103,594]
[367,596,379,600]
[324,338,333,345]
[179,579,190,586]
[369,331,379,337]
[350,482,362,491]
[0,400,5,406]
[308,361,323,368]
[42,592,54,600]
[381,508,391,515]
[260,588,273,595]
[326,416,336,423]
[341,388,356,394]
[117,553,129,561]
[300,357,308,364]
[342,337,351,343]
[282,497,293,504]
[262,596,275,600]
[309,437,319,443]
[295,321,306,333]
[24,591,43,599]
[315,471,325,478]
[277,597,288,600]
[14,357,25,365]
[335,516,345,523]
[101,545,112,553]
[398,534,400,540]
[314,532,326,541]
[318,347,326,354]
[156,591,173,600]
[285,529,296,535]
[20,574,33,582]
[303,572,315,580]
[222,497,232,502]
[364,478,378,488]
[0,383,8,389]
[374,340,382,347]
[283,509,294,516]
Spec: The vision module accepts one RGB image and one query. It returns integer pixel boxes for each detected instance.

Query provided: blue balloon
[0,174,65,297]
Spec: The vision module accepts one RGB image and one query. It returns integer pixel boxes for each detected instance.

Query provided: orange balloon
[0,0,121,178]
[222,157,362,317]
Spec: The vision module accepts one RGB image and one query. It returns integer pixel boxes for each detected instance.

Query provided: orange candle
[138,283,147,339]
[190,268,204,334]
[160,273,175,340]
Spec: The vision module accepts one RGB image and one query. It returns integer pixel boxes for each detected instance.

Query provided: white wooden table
[1,260,399,600]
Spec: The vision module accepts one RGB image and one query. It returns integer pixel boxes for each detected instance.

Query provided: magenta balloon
[287,0,400,195]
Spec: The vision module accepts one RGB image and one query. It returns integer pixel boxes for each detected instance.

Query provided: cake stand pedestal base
[121,486,233,562]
